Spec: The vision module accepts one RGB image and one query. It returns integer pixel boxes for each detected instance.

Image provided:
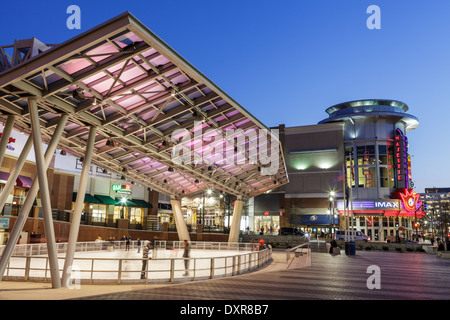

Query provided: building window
[91,204,107,223]
[379,167,395,188]
[356,145,377,188]
[357,145,376,166]
[114,206,127,221]
[129,207,143,224]
[358,166,377,188]
[345,146,355,187]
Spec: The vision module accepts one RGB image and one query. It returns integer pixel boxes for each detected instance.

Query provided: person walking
[183,240,191,276]
[140,241,151,279]
[126,236,131,251]
[137,238,141,253]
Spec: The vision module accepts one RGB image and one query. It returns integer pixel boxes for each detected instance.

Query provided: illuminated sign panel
[337,200,400,210]
[0,133,16,150]
[112,184,131,194]
[0,217,10,229]
[399,189,420,213]
[394,129,409,188]
[374,201,399,209]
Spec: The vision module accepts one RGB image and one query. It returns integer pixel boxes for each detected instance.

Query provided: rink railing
[0,241,272,284]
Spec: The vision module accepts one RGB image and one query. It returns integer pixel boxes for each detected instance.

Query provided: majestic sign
[394,128,409,188]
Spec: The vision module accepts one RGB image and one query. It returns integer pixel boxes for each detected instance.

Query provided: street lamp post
[329,191,335,239]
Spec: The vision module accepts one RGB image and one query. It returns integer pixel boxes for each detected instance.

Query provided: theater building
[271,99,424,241]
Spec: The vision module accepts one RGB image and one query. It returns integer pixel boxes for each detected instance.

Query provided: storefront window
[254,216,279,235]
[129,207,143,224]
[91,204,107,222]
[114,206,128,221]
[373,217,379,227]
[359,217,365,227]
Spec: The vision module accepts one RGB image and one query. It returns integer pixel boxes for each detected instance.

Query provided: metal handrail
[285,242,311,262]
[1,241,272,284]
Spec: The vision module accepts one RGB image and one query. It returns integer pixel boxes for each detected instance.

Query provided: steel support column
[228,196,243,243]
[0,134,33,212]
[0,114,68,282]
[28,97,61,288]
[62,126,97,287]
[0,115,16,166]
[170,196,190,242]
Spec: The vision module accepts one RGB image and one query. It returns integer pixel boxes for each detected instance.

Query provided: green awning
[94,195,119,205]
[115,197,138,207]
[130,199,153,208]
[73,192,101,203]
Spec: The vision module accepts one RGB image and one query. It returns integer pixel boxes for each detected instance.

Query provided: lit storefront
[290,214,339,235]
[253,194,281,235]
[336,189,425,241]
[71,182,153,228]
[111,183,152,226]
[181,193,224,230]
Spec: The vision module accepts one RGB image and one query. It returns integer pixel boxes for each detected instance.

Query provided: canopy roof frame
[0,12,288,200]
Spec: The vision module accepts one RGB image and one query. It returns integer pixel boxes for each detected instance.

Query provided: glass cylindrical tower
[319,99,419,200]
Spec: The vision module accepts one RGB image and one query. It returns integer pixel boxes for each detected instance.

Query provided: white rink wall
[1,241,272,284]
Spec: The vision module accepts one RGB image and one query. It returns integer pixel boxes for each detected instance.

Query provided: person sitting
[329,239,338,254]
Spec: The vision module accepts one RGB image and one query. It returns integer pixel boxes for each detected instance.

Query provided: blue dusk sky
[1,0,448,193]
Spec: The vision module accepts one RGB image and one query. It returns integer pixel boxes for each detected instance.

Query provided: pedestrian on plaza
[183,240,191,276]
[258,238,266,250]
[126,236,130,251]
[137,238,141,253]
[140,241,151,279]
[438,240,445,251]
[329,239,337,254]
[431,237,435,246]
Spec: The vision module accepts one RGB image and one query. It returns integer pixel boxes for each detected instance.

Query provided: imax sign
[374,201,400,210]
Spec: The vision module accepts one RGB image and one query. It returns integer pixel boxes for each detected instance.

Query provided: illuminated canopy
[0,12,288,200]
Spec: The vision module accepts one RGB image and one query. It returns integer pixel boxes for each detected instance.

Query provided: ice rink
[2,244,269,284]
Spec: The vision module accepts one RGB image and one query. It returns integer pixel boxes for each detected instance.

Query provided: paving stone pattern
[76,251,450,300]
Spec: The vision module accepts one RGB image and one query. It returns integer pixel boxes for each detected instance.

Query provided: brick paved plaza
[75,250,450,300]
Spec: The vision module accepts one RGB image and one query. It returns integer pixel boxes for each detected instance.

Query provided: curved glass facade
[320,99,418,200]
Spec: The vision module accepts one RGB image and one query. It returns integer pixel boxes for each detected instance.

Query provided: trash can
[345,241,356,255]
